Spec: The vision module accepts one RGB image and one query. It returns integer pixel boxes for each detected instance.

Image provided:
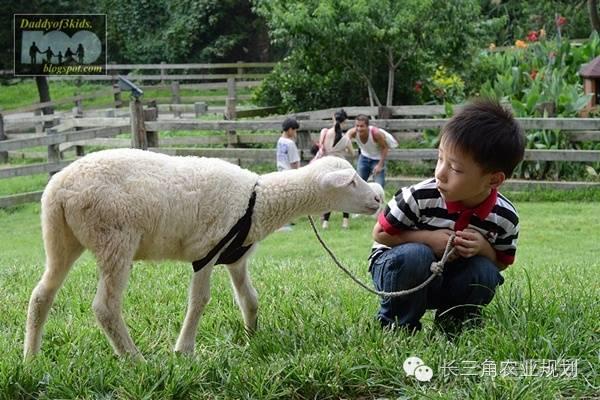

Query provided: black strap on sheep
[192,184,258,272]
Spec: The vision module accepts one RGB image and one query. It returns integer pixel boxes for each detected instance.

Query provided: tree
[589,0,600,33]
[102,0,270,63]
[254,0,484,108]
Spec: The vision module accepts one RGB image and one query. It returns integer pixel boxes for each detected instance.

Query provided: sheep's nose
[374,195,381,204]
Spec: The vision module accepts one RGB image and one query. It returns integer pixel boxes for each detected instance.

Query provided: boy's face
[435,139,503,208]
[285,127,298,139]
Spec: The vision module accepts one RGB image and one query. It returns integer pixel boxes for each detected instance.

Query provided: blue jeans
[357,154,385,188]
[370,243,504,331]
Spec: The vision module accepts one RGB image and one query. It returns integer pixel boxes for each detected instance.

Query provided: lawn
[0,196,598,399]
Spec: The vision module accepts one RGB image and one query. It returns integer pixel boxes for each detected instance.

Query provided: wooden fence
[1,62,275,117]
[1,104,599,208]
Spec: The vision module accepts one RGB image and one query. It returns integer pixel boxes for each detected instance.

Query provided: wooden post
[160,61,166,85]
[237,60,244,78]
[73,89,85,156]
[145,100,159,148]
[171,80,181,118]
[47,127,60,177]
[130,98,147,150]
[35,109,43,133]
[378,106,393,120]
[0,113,7,163]
[111,62,122,109]
[113,84,123,109]
[194,101,207,117]
[225,77,237,147]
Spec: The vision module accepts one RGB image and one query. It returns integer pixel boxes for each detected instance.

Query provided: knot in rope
[430,261,444,275]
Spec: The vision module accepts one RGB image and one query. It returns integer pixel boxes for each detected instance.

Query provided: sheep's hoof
[121,351,146,363]
[173,344,195,356]
[244,318,258,337]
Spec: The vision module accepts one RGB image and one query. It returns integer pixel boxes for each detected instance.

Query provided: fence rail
[1,107,599,208]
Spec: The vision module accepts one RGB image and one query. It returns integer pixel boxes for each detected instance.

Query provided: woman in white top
[315,109,354,229]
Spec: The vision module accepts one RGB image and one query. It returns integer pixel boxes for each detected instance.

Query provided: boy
[277,117,300,171]
[275,117,300,232]
[369,99,525,334]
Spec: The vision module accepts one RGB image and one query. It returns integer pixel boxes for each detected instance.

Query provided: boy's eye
[451,166,463,173]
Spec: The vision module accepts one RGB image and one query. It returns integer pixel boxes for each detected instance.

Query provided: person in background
[275,117,300,232]
[315,109,354,229]
[346,114,389,188]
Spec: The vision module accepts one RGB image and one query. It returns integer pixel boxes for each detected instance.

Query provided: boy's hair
[282,117,299,131]
[441,99,525,176]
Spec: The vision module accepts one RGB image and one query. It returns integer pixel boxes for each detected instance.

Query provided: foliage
[480,0,591,45]
[466,34,600,181]
[102,0,267,63]
[253,0,487,111]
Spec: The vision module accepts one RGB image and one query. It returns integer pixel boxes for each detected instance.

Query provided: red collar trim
[445,188,497,220]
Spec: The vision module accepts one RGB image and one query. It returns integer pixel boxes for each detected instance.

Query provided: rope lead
[307,215,455,298]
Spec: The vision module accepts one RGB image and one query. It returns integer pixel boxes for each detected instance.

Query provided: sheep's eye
[349,179,357,187]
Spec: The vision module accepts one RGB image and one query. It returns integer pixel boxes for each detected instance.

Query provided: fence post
[225,77,237,147]
[0,113,7,163]
[73,89,85,156]
[145,100,159,148]
[130,98,147,150]
[194,101,207,117]
[47,127,60,177]
[378,106,393,120]
[35,109,43,133]
[171,80,181,118]
[295,115,312,159]
[111,62,123,109]
[113,85,123,109]
[237,60,244,78]
[160,61,166,85]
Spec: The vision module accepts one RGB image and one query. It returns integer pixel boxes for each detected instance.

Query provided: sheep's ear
[319,169,356,189]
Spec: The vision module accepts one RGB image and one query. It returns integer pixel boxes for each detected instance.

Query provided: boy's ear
[489,171,506,188]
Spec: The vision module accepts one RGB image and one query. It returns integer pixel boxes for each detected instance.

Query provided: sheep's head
[312,157,382,215]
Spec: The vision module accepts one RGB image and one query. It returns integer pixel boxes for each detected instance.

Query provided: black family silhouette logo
[14,14,107,76]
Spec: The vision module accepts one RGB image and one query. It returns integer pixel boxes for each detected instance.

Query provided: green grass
[0,201,598,399]
[0,80,255,112]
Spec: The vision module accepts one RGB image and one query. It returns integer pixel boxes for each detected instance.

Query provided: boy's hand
[429,229,456,259]
[453,228,489,258]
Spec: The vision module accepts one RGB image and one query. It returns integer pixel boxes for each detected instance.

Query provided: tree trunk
[386,48,396,106]
[367,80,382,107]
[386,66,395,106]
[35,76,54,117]
[589,0,600,32]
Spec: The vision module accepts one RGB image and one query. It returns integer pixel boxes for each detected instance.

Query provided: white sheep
[368,182,385,216]
[24,148,381,358]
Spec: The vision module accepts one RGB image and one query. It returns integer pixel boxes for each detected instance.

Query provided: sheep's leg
[24,232,84,357]
[92,235,141,358]
[174,264,214,354]
[227,253,259,333]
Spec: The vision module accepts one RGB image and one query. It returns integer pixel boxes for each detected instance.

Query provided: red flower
[414,81,423,93]
[556,16,567,27]
[530,69,538,80]
[527,31,539,42]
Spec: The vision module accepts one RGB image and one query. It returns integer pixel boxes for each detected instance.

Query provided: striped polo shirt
[373,178,520,266]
